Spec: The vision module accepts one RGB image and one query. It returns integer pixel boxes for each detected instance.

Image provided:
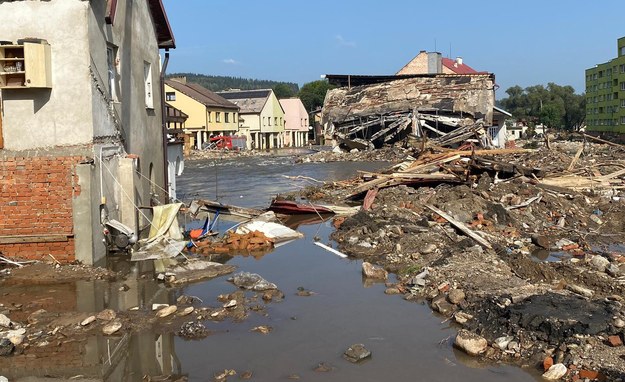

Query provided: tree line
[497,83,586,130]
[167,73,300,95]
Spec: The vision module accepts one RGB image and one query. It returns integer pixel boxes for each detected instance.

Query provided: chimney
[171,76,187,84]
[455,57,463,66]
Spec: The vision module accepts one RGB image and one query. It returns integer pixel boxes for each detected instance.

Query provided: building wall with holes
[0,0,169,264]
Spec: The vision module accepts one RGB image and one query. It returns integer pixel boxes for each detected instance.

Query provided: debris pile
[297,139,625,380]
[322,74,495,150]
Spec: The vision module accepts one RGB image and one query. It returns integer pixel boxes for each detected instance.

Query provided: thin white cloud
[222,58,240,65]
[335,35,356,48]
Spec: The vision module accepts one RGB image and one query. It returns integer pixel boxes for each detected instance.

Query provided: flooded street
[174,154,541,381]
[0,153,542,381]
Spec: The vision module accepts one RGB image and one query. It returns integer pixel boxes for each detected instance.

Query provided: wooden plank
[0,234,70,244]
[567,145,584,172]
[197,199,264,219]
[424,204,492,249]
[582,133,625,150]
[443,148,535,156]
[421,122,447,136]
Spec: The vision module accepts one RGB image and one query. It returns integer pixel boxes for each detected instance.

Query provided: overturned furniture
[322,74,496,150]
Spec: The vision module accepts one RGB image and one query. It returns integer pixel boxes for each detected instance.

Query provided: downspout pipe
[160,49,170,203]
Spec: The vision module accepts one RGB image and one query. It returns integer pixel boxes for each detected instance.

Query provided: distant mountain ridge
[166,73,299,94]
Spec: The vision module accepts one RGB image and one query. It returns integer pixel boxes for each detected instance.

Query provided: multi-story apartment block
[585,37,625,133]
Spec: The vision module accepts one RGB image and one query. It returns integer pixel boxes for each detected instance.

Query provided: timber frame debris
[321,73,497,150]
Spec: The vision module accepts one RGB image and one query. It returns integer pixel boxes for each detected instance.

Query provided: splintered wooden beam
[424,204,493,249]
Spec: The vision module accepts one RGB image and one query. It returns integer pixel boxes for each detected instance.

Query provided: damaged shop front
[321,73,497,151]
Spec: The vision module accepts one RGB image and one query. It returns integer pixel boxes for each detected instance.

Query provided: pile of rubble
[301,139,625,380]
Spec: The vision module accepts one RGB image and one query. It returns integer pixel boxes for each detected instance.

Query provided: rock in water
[0,314,11,328]
[343,343,371,363]
[81,315,96,326]
[6,329,26,346]
[178,307,194,316]
[361,262,388,280]
[178,321,209,339]
[455,329,488,356]
[0,338,14,356]
[230,272,277,291]
[96,309,116,321]
[102,320,122,335]
[156,305,178,318]
[542,363,567,380]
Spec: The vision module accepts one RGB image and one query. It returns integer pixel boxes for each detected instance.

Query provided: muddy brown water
[174,153,541,381]
[1,152,543,381]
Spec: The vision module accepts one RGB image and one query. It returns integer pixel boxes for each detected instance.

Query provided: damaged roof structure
[321,53,500,151]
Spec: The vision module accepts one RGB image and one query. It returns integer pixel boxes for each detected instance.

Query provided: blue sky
[162,0,624,98]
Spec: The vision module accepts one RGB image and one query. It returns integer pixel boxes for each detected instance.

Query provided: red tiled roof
[442,58,479,74]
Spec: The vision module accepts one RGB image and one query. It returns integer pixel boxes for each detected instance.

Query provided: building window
[216,112,221,122]
[621,47,625,56]
[207,112,211,122]
[268,117,272,126]
[165,92,175,101]
[263,117,266,126]
[233,114,237,123]
[274,117,278,125]
[621,82,625,91]
[621,100,625,108]
[106,45,118,101]
[280,117,283,126]
[225,112,229,123]
[144,62,153,109]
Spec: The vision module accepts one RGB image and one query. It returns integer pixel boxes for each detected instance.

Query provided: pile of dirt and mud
[298,140,625,380]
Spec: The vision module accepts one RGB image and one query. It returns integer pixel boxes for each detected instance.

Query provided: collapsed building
[321,52,507,151]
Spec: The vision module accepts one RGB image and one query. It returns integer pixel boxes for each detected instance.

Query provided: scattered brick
[608,335,623,347]
[543,356,554,372]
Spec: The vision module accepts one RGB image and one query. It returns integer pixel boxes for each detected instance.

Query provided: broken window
[107,45,119,101]
[144,62,153,109]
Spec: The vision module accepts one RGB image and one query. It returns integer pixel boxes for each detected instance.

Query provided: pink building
[279,98,309,147]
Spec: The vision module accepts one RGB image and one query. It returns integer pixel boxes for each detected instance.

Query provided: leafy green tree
[498,83,585,130]
[298,80,334,112]
[272,83,296,99]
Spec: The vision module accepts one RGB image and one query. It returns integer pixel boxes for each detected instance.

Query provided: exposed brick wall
[0,155,86,262]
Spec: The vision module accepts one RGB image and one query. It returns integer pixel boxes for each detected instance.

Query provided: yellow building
[164,78,239,149]
[217,89,285,149]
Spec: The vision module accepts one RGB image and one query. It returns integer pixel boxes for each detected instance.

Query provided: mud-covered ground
[295,140,625,381]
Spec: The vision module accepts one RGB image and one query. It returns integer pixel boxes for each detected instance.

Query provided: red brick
[579,370,600,380]
[543,356,554,372]
[608,335,623,347]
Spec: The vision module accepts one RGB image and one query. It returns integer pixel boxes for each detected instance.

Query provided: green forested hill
[167,73,299,95]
